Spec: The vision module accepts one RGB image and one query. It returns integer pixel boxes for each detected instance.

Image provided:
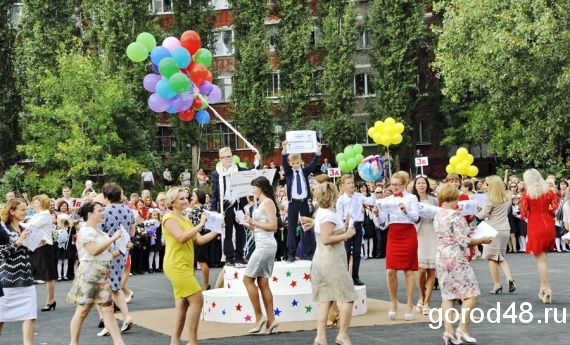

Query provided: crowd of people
[0,147,568,345]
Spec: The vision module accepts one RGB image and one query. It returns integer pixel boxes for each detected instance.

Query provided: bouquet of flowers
[143,220,159,246]
[53,228,69,249]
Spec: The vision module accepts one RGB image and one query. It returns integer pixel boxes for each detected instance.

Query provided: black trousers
[345,222,364,279]
[378,227,389,258]
[286,199,310,260]
[222,201,246,263]
[372,227,380,257]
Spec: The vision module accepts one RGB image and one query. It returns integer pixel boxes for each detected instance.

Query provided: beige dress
[477,198,511,261]
[311,208,357,303]
[416,196,438,269]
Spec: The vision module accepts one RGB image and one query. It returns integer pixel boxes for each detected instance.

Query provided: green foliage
[433,0,570,165]
[0,165,25,197]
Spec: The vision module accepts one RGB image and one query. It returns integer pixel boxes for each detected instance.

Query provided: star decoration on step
[305,305,313,313]
[355,305,358,310]
[227,283,231,289]
[212,301,216,308]
[290,280,297,288]
[272,276,278,282]
[233,271,239,279]
[362,299,364,304]
[274,308,282,316]
[245,315,252,322]
[222,309,226,315]
[292,299,298,307]
[236,303,242,311]
[286,271,292,277]
[303,273,310,281]
[208,308,210,313]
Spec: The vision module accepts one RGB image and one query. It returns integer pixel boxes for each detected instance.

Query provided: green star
[305,305,313,313]
[286,271,291,277]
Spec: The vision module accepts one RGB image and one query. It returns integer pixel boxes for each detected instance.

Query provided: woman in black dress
[189,189,211,290]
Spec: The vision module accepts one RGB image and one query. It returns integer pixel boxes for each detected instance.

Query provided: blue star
[274,308,282,316]
[222,309,226,315]
[292,299,298,307]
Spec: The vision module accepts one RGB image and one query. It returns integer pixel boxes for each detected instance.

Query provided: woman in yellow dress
[162,187,219,345]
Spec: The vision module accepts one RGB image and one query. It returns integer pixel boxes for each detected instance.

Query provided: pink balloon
[208,85,222,104]
[148,93,171,113]
[162,37,181,53]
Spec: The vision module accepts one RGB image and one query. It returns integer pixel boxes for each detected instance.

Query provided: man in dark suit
[210,147,249,267]
[281,140,321,262]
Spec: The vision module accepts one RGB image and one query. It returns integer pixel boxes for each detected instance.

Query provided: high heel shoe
[261,319,279,335]
[538,289,545,299]
[388,310,397,320]
[456,328,476,344]
[443,332,462,345]
[404,311,414,321]
[542,291,553,304]
[489,286,502,294]
[508,280,516,293]
[41,301,56,312]
[416,300,424,312]
[248,316,267,334]
[326,311,339,328]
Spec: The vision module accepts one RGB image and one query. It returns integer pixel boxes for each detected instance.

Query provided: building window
[356,27,372,49]
[213,29,234,56]
[267,25,280,52]
[310,26,321,48]
[151,0,173,14]
[356,123,373,145]
[274,123,282,148]
[216,76,233,103]
[11,3,23,24]
[311,69,323,96]
[199,122,249,152]
[417,120,431,144]
[157,126,177,152]
[354,74,375,96]
[210,0,230,10]
[267,73,280,98]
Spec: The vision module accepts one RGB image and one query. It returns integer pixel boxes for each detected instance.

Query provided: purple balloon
[143,74,162,93]
[152,63,159,73]
[198,81,214,95]
[172,92,194,112]
[208,85,222,104]
[148,93,171,113]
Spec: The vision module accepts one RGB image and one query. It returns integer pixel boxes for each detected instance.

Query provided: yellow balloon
[383,125,395,136]
[380,134,391,146]
[391,133,403,145]
[394,122,405,134]
[456,147,468,156]
[449,155,459,166]
[385,117,396,126]
[465,154,474,165]
[446,164,454,174]
[368,127,376,138]
[373,132,383,144]
[467,165,479,177]
[456,163,468,175]
[374,121,384,128]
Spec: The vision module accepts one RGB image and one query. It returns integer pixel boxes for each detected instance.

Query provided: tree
[433,0,570,165]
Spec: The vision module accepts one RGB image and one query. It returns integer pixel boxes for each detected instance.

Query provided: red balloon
[189,63,209,86]
[180,30,201,55]
[192,97,203,109]
[178,109,195,122]
[205,69,213,83]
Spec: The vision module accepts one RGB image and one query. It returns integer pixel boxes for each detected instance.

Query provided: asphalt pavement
[2,252,569,344]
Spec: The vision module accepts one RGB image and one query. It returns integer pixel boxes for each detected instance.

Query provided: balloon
[239,162,246,168]
[180,30,202,55]
[394,122,405,134]
[156,78,177,99]
[136,32,156,52]
[339,161,349,173]
[380,134,391,146]
[189,63,209,86]
[192,97,203,110]
[354,154,364,162]
[455,163,468,175]
[391,133,403,145]
[143,74,161,93]
[367,127,376,138]
[196,110,210,125]
[232,155,240,163]
[148,93,171,113]
[374,121,384,128]
[205,69,213,83]
[151,63,159,73]
[169,72,191,93]
[198,97,208,110]
[150,46,171,66]
[353,144,363,155]
[467,165,479,177]
[178,108,195,121]
[171,47,191,68]
[126,42,148,62]
[446,164,454,174]
[465,154,474,165]
[383,125,394,136]
[449,156,459,166]
[336,153,346,163]
[172,92,194,112]
[166,105,177,114]
[193,48,213,68]
[385,117,396,126]
[347,158,358,171]
[373,132,383,144]
[199,81,214,95]
[344,146,355,158]
[456,147,468,156]
[158,57,180,78]
[162,36,181,52]
[358,157,383,181]
[208,85,222,104]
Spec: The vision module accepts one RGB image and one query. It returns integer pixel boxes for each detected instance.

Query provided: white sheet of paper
[472,221,498,240]
[114,224,130,255]
[234,210,247,225]
[458,200,479,216]
[377,201,401,215]
[205,211,224,234]
[473,194,487,208]
[285,130,317,153]
[418,203,440,219]
[22,225,44,252]
[229,170,277,200]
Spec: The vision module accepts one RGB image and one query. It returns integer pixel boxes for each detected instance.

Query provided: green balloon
[126,42,148,62]
[339,161,349,173]
[216,161,221,168]
[198,96,209,110]
[193,48,213,68]
[158,57,179,78]
[347,158,358,170]
[239,162,246,168]
[169,72,191,93]
[136,32,156,53]
[344,146,355,158]
[233,155,240,163]
[355,154,364,162]
[353,144,363,155]
[336,153,345,163]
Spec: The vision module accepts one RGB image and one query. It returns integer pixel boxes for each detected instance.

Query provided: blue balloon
[150,46,171,66]
[156,78,177,100]
[171,47,191,69]
[166,105,177,114]
[196,110,210,125]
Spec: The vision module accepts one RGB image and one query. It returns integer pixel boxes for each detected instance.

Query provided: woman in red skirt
[520,169,558,303]
[377,171,419,321]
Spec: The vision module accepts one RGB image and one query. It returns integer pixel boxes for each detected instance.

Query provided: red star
[303,273,310,281]
[227,283,231,289]
[290,280,297,288]
[272,276,278,282]
[362,299,365,304]
[234,271,239,279]
[212,301,216,308]
[236,303,242,311]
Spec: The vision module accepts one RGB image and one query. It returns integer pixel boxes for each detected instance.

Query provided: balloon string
[197,94,258,154]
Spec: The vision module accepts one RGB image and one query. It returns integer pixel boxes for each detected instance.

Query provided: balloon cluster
[367,117,405,146]
[216,155,247,169]
[127,31,222,123]
[336,144,365,173]
[446,147,479,177]
[357,155,383,182]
